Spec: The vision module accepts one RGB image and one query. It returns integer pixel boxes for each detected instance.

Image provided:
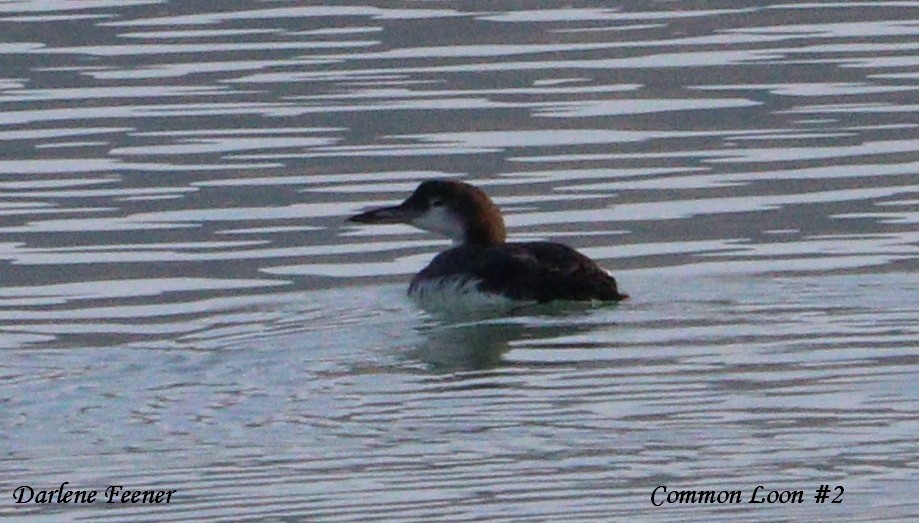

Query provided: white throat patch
[410,207,466,243]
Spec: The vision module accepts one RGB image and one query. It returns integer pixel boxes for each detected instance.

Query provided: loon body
[347,180,628,304]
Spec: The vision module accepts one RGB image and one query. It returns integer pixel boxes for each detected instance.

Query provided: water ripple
[1,2,917,521]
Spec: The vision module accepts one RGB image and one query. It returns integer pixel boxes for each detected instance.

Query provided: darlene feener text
[13,483,175,504]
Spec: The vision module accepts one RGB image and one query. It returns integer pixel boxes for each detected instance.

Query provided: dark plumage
[410,242,626,303]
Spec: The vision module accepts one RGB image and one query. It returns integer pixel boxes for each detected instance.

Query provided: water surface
[1,2,917,521]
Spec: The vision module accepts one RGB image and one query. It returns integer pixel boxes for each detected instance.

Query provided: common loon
[347,180,628,304]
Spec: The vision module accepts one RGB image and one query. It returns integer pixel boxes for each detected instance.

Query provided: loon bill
[347,180,628,304]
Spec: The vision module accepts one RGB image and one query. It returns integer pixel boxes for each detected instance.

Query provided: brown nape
[447,181,505,246]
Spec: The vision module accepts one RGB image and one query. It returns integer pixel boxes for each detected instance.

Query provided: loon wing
[412,242,626,303]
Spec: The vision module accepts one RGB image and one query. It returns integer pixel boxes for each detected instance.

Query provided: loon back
[409,242,627,303]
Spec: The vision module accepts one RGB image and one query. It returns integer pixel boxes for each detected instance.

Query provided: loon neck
[460,216,505,247]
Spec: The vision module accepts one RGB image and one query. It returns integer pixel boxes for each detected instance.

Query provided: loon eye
[429,198,444,208]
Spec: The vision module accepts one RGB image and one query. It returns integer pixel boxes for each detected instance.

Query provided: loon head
[348,180,506,246]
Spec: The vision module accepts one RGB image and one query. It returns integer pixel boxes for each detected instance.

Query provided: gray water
[1,2,917,521]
